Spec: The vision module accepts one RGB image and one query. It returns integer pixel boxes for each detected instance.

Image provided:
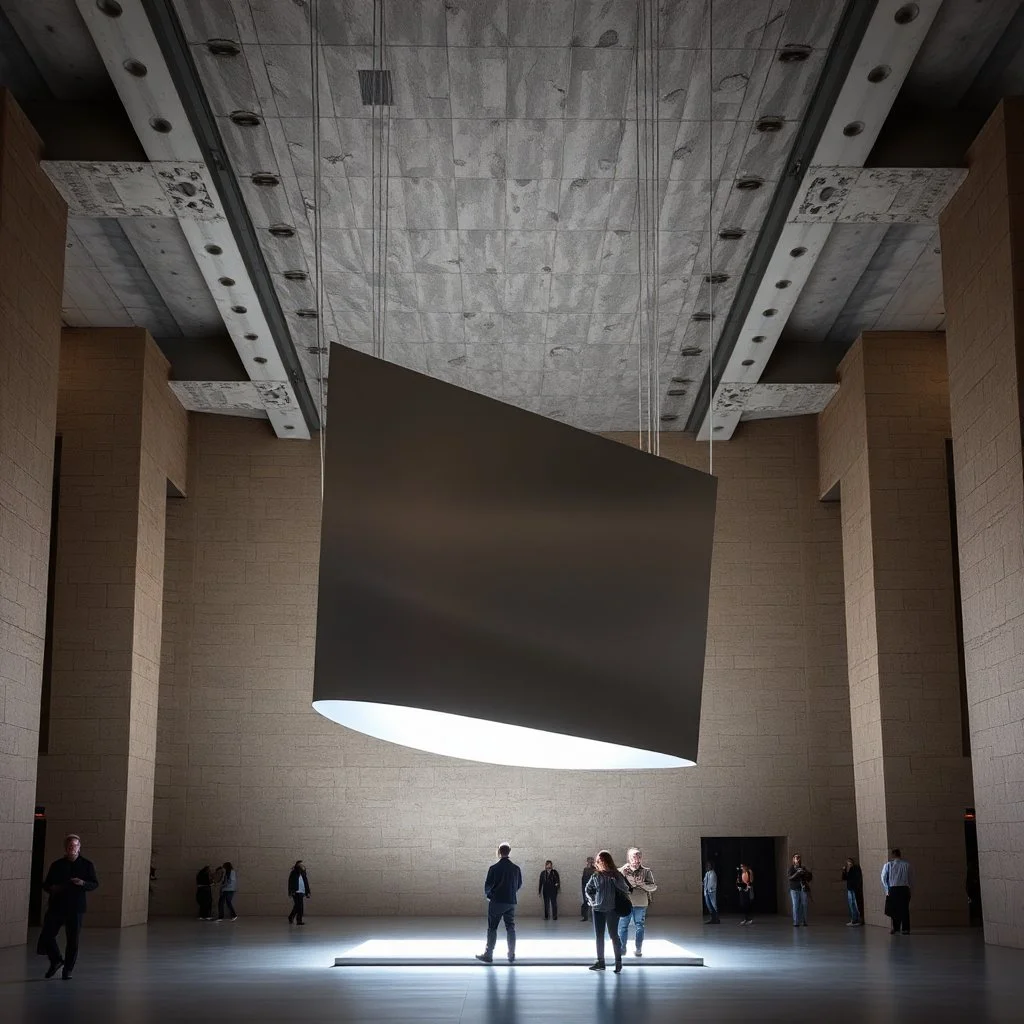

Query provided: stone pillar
[940,97,1024,949]
[818,333,975,927]
[0,90,66,948]
[36,329,187,927]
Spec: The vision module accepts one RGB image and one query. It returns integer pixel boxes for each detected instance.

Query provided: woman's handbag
[614,884,633,917]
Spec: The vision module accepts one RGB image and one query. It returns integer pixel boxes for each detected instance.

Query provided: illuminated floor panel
[333,938,703,966]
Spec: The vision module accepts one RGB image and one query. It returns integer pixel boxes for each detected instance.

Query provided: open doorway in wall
[700,837,780,917]
[28,807,46,927]
[965,808,983,926]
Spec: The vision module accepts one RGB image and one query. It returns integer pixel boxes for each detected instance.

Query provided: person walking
[842,857,863,926]
[217,861,238,921]
[584,850,630,973]
[288,860,311,925]
[538,860,561,920]
[619,847,657,957]
[737,863,755,925]
[788,853,813,926]
[580,855,596,921]
[882,848,914,935]
[702,861,720,923]
[37,834,99,981]
[195,864,214,920]
[476,843,523,963]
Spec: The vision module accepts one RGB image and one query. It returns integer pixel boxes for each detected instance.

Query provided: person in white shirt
[702,861,720,923]
[881,848,914,935]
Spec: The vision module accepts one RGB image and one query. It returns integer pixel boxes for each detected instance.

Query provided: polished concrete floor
[1,914,1020,1023]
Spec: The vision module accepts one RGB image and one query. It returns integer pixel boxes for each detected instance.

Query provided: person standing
[882,848,914,935]
[842,857,863,926]
[288,860,311,925]
[217,861,238,921]
[737,863,755,925]
[702,861,720,924]
[476,843,523,963]
[580,856,596,921]
[619,848,657,957]
[584,850,630,974]
[538,860,561,920]
[196,864,214,920]
[788,853,813,926]
[37,834,99,981]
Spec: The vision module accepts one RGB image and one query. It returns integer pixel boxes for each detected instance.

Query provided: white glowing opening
[313,700,693,770]
[337,938,697,961]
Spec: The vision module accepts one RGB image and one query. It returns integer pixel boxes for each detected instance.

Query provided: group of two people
[477,844,656,973]
[194,861,238,921]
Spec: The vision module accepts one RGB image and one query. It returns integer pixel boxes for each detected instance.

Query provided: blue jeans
[617,905,647,951]
[790,889,809,925]
[704,890,718,916]
[846,889,861,922]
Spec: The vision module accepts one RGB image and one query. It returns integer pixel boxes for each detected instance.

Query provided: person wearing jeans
[619,848,657,956]
[842,857,863,926]
[787,853,812,926]
[584,850,631,973]
[703,861,720,924]
[217,862,237,920]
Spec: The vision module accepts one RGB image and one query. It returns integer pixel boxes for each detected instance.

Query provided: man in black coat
[476,842,523,963]
[37,834,99,980]
[581,856,596,921]
[538,860,561,920]
[288,860,312,925]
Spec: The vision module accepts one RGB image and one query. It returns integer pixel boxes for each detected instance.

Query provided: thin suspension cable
[634,0,644,453]
[381,0,392,361]
[708,0,714,475]
[310,0,325,496]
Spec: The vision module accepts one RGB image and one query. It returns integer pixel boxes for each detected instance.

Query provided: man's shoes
[45,959,63,979]
[61,972,72,981]
[508,953,515,963]
[613,961,622,974]
[846,921,856,926]
[901,930,910,935]
[230,916,238,921]
[588,961,606,971]
[475,953,493,964]
[634,948,642,958]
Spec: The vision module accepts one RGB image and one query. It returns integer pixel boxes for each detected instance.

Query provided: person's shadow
[485,966,519,1024]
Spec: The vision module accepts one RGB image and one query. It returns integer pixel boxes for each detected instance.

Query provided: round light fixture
[741,359,755,367]
[269,224,295,238]
[96,0,122,16]
[660,413,678,423]
[894,3,920,24]
[718,228,744,241]
[778,45,811,63]
[123,59,147,77]
[763,308,778,317]
[207,38,241,57]
[751,335,766,343]
[790,246,807,258]
[867,64,891,83]
[149,117,172,134]
[775,279,791,289]
[691,312,712,322]
[736,177,763,191]
[843,121,864,137]
[205,244,223,255]
[218,276,236,287]
[680,346,702,356]
[251,172,280,187]
[704,272,729,284]
[755,116,784,133]
[284,270,308,281]
[254,356,268,364]
[296,309,319,319]
[229,110,261,127]
[244,333,259,341]
[231,305,248,314]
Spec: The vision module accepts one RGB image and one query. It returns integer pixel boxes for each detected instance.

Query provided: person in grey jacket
[584,850,631,973]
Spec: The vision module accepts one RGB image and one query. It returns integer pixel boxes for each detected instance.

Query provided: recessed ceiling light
[231,305,248,314]
[178,182,197,197]
[751,335,766,343]
[736,177,763,191]
[244,333,258,341]
[660,413,678,422]
[254,356,267,364]
[218,276,236,287]
[691,312,713,322]
[670,376,693,384]
[284,270,308,281]
[284,424,296,430]
[790,246,807,258]
[229,110,261,127]
[307,345,328,354]
[775,280,791,289]
[867,64,891,83]
[296,309,318,319]
[123,59,147,77]
[205,244,223,255]
[149,117,172,134]
[704,272,729,284]
[741,359,755,367]
[755,116,784,133]
[762,308,778,317]
[667,388,687,396]
[718,228,744,241]
[680,346,702,356]
[269,224,295,238]
[894,3,920,24]
[251,172,280,187]
[778,45,811,63]
[96,0,122,16]
[207,38,241,57]
[713,425,724,432]
[843,121,864,137]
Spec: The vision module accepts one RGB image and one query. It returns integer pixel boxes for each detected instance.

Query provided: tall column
[940,97,1024,949]
[36,329,187,927]
[0,90,66,948]
[818,333,975,926]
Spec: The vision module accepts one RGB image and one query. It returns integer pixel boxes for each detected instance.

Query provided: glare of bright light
[313,700,694,770]
[335,938,700,962]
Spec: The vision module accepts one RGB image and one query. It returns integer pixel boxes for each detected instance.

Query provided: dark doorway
[28,807,46,927]
[965,809,983,926]
[701,836,779,917]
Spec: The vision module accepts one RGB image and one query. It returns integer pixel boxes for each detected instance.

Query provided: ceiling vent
[358,69,394,106]
[704,273,729,284]
[691,312,713,323]
[778,44,811,63]
[269,224,295,238]
[207,39,241,57]
[251,172,280,187]
[229,110,261,127]
[755,116,784,133]
[680,346,703,356]
[718,228,744,241]
[284,270,308,282]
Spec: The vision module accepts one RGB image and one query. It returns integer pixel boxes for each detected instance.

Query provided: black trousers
[485,902,516,956]
[196,886,212,918]
[289,894,306,923]
[38,910,83,972]
[218,891,236,919]
[592,910,622,964]
[889,886,911,933]
[739,890,754,921]
[581,899,591,921]
[542,893,558,919]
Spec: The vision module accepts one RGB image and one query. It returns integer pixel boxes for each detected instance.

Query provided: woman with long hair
[737,863,755,925]
[217,862,237,921]
[583,850,631,973]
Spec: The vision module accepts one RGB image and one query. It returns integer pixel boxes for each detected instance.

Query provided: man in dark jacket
[842,857,863,926]
[538,860,561,920]
[581,856,596,921]
[37,834,99,980]
[476,842,523,963]
[288,860,312,925]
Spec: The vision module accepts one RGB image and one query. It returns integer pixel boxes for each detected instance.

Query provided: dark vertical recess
[945,438,971,757]
[38,435,61,755]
